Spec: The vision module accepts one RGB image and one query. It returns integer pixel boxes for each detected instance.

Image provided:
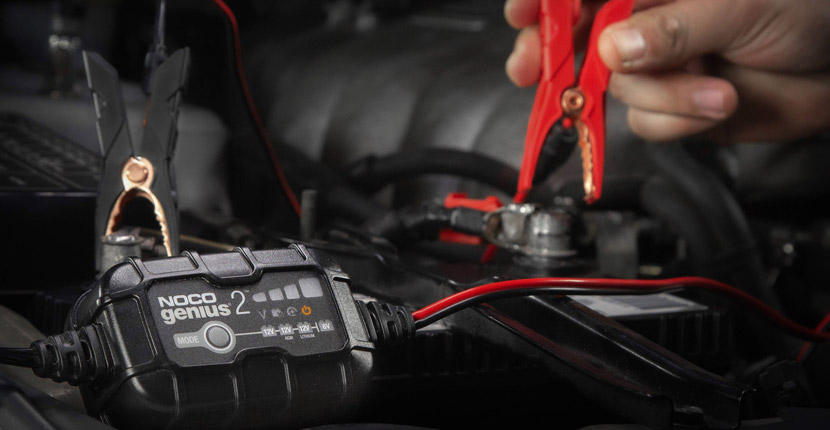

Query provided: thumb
[597,0,763,72]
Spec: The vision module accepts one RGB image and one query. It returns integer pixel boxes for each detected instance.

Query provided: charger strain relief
[31,324,110,386]
[355,300,415,347]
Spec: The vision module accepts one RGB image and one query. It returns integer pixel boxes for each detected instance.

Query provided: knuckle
[653,12,686,63]
[729,0,778,52]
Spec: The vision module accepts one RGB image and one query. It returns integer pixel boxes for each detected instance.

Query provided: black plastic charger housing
[68,245,374,429]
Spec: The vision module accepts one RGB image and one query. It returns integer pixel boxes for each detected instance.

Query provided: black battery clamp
[28,245,414,429]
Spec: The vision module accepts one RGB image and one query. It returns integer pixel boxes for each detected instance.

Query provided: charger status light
[299,278,323,297]
[253,278,324,303]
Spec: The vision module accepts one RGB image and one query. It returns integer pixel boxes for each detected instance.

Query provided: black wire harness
[346,148,520,195]
[0,347,41,368]
[366,202,487,246]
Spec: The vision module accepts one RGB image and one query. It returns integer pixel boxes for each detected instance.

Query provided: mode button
[173,321,236,354]
[206,325,232,349]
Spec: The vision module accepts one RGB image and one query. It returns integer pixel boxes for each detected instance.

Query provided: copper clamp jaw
[561,87,596,202]
[105,157,174,256]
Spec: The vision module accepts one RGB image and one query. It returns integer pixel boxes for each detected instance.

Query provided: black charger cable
[0,347,41,368]
[143,0,167,94]
[0,325,110,386]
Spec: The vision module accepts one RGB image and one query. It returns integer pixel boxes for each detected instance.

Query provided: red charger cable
[412,276,830,343]
[796,312,830,361]
[212,0,302,217]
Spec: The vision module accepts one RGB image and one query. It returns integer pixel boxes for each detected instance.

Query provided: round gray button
[206,325,232,349]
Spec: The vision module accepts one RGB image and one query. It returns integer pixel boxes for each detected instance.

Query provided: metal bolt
[561,88,585,116]
[126,162,148,184]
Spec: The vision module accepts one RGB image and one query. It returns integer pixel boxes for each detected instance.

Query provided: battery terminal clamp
[515,0,634,204]
[85,47,189,271]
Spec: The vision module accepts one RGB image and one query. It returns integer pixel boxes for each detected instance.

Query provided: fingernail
[694,88,726,117]
[610,28,647,63]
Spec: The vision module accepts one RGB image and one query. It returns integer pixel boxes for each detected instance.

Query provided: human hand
[505,0,830,142]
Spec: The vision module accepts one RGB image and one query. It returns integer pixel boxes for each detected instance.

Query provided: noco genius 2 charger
[56,245,392,429]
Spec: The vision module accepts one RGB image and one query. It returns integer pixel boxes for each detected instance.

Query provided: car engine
[0,1,829,429]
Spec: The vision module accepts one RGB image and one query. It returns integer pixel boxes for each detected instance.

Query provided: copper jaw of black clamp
[84,48,190,270]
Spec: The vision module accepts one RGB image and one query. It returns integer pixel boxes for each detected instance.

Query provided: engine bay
[1,1,830,429]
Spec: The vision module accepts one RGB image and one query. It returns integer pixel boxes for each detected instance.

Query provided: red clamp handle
[439,193,502,246]
[515,0,634,204]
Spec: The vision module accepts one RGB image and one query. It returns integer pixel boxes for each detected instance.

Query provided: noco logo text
[158,293,231,325]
